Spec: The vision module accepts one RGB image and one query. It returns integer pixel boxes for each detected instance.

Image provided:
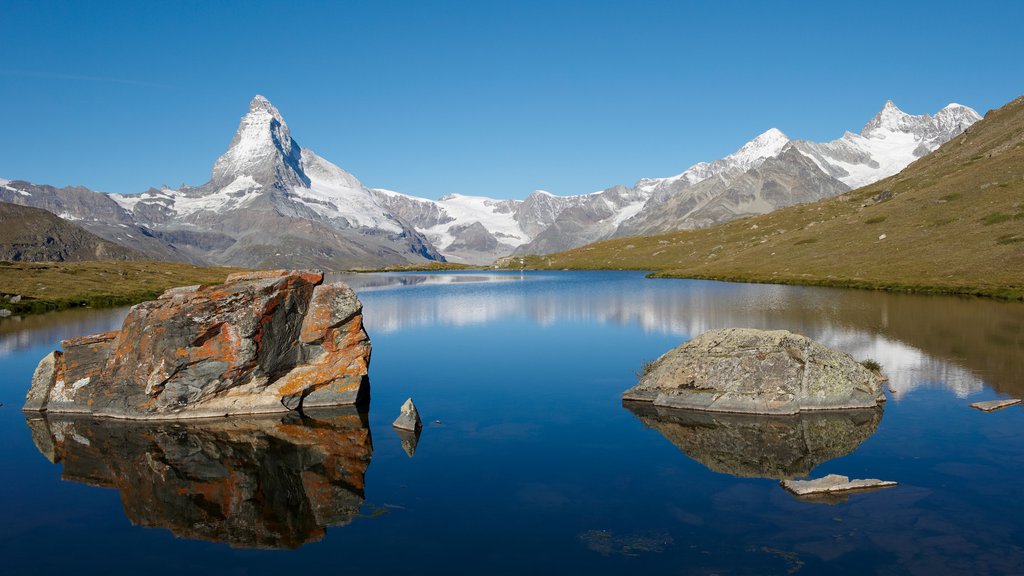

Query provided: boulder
[624,328,884,415]
[23,270,371,419]
[392,397,422,431]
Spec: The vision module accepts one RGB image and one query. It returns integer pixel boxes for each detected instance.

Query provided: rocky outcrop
[26,407,372,549]
[23,270,370,419]
[623,328,884,414]
[624,401,882,479]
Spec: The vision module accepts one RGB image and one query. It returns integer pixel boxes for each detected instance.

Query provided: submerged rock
[781,474,897,496]
[624,401,882,479]
[624,328,885,414]
[23,270,371,419]
[393,397,422,431]
[27,408,372,549]
[970,398,1021,412]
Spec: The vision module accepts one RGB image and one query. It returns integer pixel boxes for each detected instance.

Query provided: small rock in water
[781,474,896,496]
[393,397,423,431]
[0,309,12,318]
[970,398,1022,412]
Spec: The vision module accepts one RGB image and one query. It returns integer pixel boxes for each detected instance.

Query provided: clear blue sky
[2,0,1022,200]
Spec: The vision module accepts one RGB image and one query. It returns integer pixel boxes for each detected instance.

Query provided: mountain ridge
[0,96,980,268]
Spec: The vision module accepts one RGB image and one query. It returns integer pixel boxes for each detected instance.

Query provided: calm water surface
[1,271,1022,575]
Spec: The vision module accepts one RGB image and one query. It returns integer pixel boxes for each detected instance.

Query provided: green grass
[0,261,244,315]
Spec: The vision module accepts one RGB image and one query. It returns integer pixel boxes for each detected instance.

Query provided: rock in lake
[970,398,1021,412]
[22,270,371,419]
[623,328,885,414]
[781,474,897,496]
[393,397,422,431]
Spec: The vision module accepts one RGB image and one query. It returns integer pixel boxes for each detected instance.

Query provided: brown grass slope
[0,260,244,314]
[510,95,1024,299]
[0,201,145,262]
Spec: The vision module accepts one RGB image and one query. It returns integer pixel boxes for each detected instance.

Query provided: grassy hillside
[0,201,145,262]
[0,261,244,314]
[505,96,1024,300]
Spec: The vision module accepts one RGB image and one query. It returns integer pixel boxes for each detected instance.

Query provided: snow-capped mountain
[0,97,980,266]
[635,128,792,200]
[107,96,442,268]
[791,101,982,188]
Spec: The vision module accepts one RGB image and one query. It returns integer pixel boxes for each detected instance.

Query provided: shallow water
[1,271,1022,574]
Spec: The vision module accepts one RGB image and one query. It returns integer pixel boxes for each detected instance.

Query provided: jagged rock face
[26,408,372,549]
[210,95,309,191]
[23,270,371,419]
[624,401,882,479]
[623,328,885,414]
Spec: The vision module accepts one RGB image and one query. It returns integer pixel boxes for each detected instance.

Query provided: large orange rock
[23,270,370,419]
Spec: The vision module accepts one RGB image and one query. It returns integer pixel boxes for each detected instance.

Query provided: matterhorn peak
[210,95,308,189]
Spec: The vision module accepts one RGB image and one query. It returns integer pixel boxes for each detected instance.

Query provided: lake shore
[0,261,244,315]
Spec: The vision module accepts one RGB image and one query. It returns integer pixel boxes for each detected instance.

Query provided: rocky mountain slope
[503,94,1024,300]
[0,201,144,262]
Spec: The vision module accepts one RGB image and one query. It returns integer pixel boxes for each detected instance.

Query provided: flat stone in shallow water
[970,399,1021,412]
[23,270,371,419]
[623,328,885,414]
[781,474,897,496]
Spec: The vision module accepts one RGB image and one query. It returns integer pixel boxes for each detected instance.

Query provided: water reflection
[0,306,129,359]
[26,408,373,549]
[340,272,1024,398]
[623,402,882,479]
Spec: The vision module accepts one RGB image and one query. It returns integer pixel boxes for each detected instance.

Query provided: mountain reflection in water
[339,272,1024,398]
[25,408,373,549]
[623,402,883,479]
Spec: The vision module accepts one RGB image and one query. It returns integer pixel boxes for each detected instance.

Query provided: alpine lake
[1,271,1022,575]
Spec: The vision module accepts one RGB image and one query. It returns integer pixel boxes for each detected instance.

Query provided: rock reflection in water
[624,401,881,479]
[25,408,373,549]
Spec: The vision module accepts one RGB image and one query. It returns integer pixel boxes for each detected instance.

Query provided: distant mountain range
[0,96,979,268]
[505,94,1024,300]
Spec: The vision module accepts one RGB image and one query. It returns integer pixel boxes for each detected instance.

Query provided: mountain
[1,97,979,267]
[0,179,197,263]
[791,101,981,188]
[0,201,145,262]
[501,94,1024,300]
[109,96,443,269]
[608,102,979,242]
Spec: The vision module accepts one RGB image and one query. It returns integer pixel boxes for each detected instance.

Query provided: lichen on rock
[23,270,371,419]
[623,328,885,415]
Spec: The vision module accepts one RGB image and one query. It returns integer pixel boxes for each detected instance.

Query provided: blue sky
[1,0,1022,200]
